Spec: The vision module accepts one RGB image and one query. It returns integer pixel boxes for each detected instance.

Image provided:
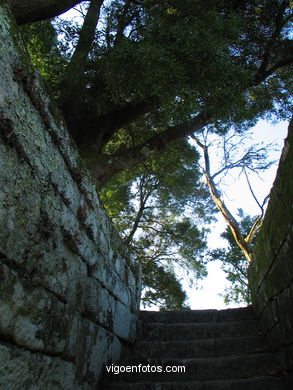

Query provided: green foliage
[101,140,213,309]
[22,1,292,142]
[95,0,250,122]
[83,0,291,127]
[141,262,189,310]
[208,213,259,305]
[20,21,68,98]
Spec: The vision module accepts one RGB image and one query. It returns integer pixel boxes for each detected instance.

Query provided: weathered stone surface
[127,335,268,360]
[106,376,293,390]
[103,307,293,389]
[0,3,141,389]
[113,301,138,342]
[249,120,293,371]
[141,319,261,342]
[0,344,76,390]
[74,319,122,390]
[139,306,255,324]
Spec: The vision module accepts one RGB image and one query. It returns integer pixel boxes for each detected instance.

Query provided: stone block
[78,276,116,330]
[74,319,121,390]
[0,262,74,356]
[273,284,293,346]
[112,253,127,282]
[267,323,283,351]
[0,343,76,390]
[263,253,293,301]
[49,168,81,213]
[276,343,293,371]
[90,259,132,307]
[113,301,137,342]
[258,303,277,334]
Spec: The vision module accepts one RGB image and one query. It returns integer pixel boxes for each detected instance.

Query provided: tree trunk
[7,0,83,25]
[91,112,210,186]
[191,135,253,262]
[63,0,104,83]
[204,170,253,262]
[59,0,104,152]
[76,98,157,156]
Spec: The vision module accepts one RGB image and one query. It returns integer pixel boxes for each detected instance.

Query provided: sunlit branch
[244,167,270,244]
[192,134,254,262]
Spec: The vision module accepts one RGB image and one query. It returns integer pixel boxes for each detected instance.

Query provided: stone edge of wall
[249,119,293,372]
[0,3,141,389]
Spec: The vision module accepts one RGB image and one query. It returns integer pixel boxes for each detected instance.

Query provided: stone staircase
[101,306,293,389]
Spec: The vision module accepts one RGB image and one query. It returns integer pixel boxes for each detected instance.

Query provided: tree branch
[243,168,270,244]
[7,0,84,25]
[125,175,153,244]
[227,261,248,281]
[91,112,211,186]
[61,0,104,100]
[253,56,293,85]
[243,167,262,211]
[253,0,292,84]
[192,134,253,262]
[114,0,135,44]
[245,214,262,244]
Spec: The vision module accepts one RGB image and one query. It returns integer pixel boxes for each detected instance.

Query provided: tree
[100,140,213,309]
[142,263,190,310]
[208,214,256,305]
[192,128,273,261]
[16,0,292,186]
[191,127,277,303]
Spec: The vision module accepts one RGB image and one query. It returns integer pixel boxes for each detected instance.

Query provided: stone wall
[0,3,141,389]
[249,119,293,372]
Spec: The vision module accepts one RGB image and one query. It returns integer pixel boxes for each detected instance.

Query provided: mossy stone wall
[249,119,293,371]
[0,3,141,389]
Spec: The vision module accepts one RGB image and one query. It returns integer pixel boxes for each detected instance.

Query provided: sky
[183,119,289,310]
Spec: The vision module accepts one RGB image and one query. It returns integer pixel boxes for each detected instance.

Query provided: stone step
[128,335,269,359]
[114,352,278,382]
[139,306,255,324]
[100,307,293,389]
[107,375,293,390]
[142,319,262,342]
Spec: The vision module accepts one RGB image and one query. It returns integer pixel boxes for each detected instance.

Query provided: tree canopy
[15,0,292,185]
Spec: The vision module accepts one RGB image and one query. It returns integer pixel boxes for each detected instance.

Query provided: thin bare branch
[243,167,262,211]
[191,134,253,262]
[245,193,270,244]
